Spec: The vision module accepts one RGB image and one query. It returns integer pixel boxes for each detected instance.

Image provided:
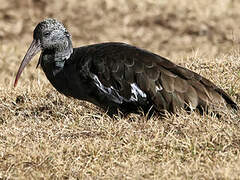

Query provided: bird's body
[14,19,238,116]
[40,42,157,115]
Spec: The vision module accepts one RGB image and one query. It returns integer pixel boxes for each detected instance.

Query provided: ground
[0,0,240,179]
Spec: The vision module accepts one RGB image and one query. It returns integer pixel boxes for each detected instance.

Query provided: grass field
[0,0,240,179]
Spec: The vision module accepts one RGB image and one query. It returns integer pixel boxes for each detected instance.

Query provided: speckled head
[14,18,73,87]
[33,18,68,40]
[32,18,72,52]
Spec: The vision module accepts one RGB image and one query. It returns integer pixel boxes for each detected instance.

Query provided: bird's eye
[43,31,51,37]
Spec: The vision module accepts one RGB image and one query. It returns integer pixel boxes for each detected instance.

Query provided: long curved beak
[14,39,41,87]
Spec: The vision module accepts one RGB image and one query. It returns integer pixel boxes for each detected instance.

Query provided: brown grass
[0,0,240,179]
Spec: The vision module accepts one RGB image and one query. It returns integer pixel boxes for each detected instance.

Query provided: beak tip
[13,80,18,88]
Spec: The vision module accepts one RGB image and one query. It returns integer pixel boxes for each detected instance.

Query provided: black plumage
[14,18,238,116]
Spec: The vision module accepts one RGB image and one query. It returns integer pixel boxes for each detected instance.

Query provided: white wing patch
[92,75,123,104]
[92,75,147,103]
[130,83,147,101]
[92,75,112,94]
[155,85,163,92]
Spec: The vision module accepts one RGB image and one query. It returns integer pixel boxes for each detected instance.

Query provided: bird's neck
[41,38,73,70]
[54,38,73,68]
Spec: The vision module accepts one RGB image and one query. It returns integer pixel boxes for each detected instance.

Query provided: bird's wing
[83,42,238,113]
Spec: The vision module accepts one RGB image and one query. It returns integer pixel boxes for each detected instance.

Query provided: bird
[14,18,238,117]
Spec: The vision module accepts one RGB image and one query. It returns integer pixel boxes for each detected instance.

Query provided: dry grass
[0,0,240,179]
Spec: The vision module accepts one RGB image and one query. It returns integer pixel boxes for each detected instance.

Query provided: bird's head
[14,18,73,87]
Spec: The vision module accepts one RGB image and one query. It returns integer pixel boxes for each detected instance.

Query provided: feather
[160,73,175,93]
[124,57,135,67]
[145,66,160,81]
[174,77,188,93]
[133,61,144,73]
[185,85,198,110]
[124,66,135,83]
